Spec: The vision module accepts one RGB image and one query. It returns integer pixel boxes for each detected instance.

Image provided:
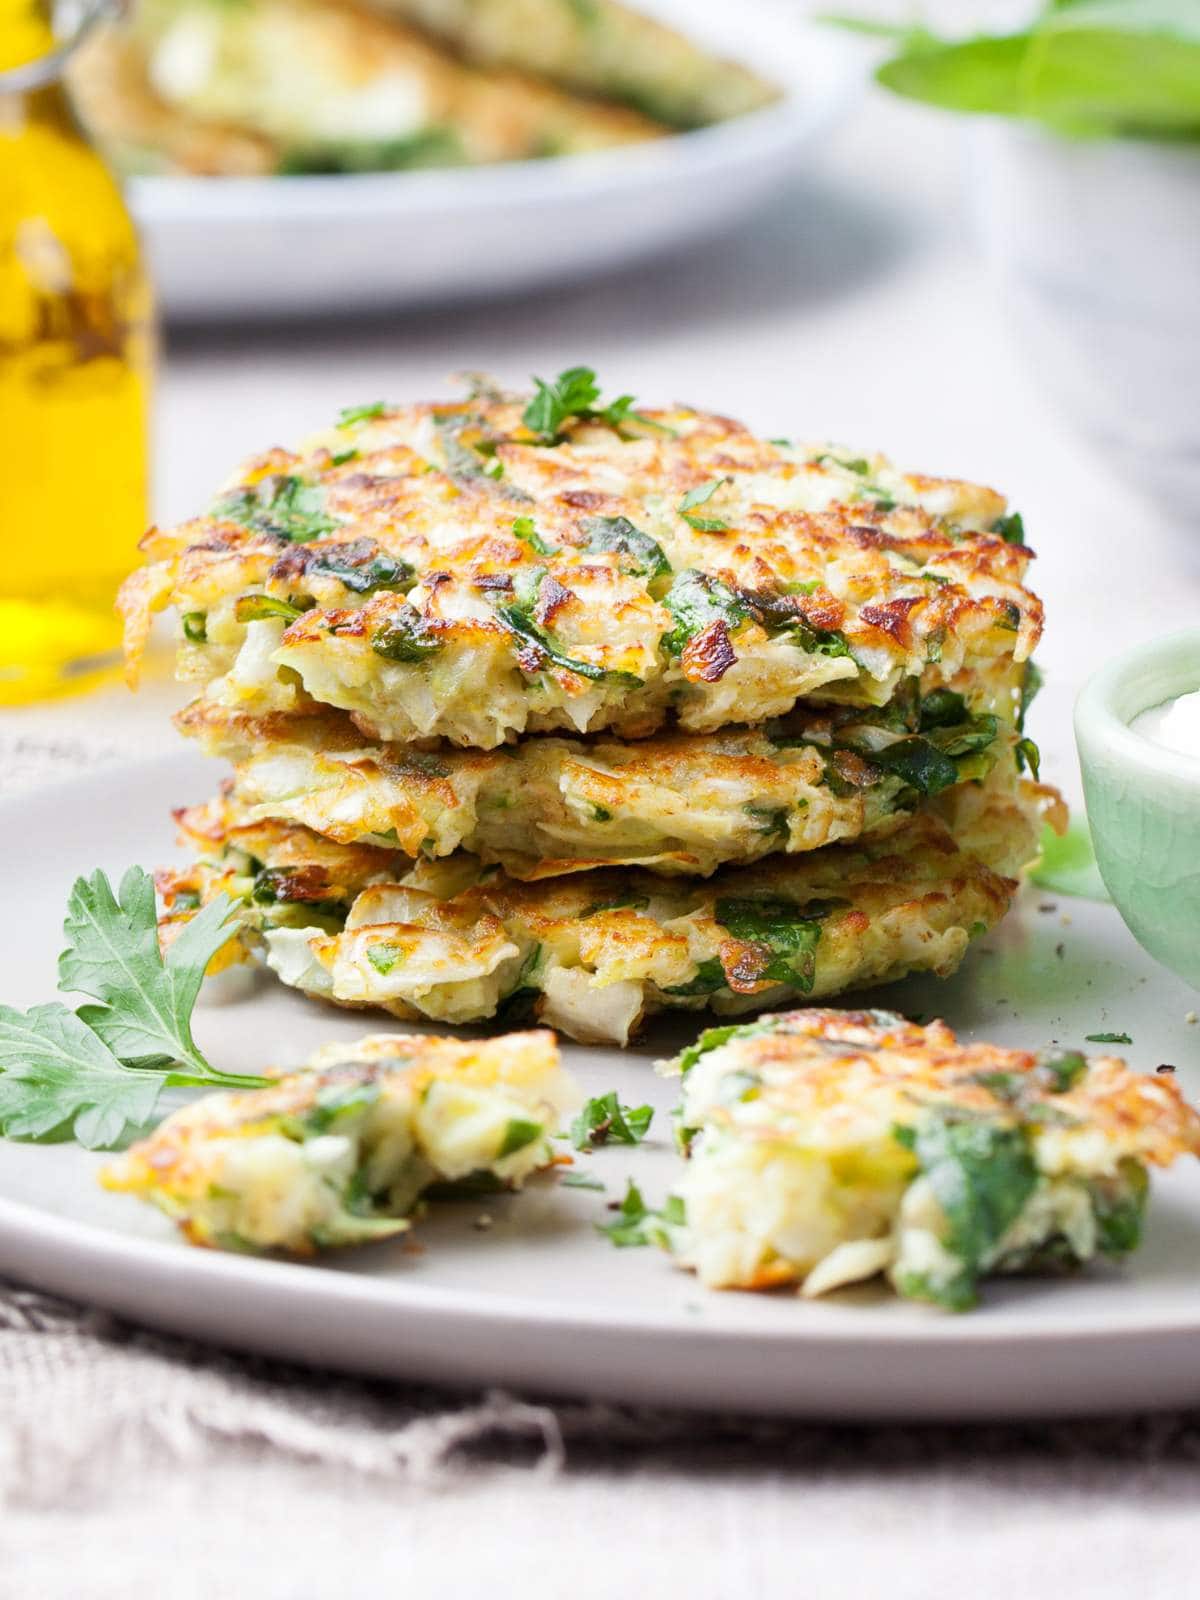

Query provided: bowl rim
[1075,627,1200,782]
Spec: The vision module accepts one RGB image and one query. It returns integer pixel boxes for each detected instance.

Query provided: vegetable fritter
[72,0,668,178]
[660,1009,1200,1307]
[368,0,778,128]
[157,770,1047,1044]
[102,1029,573,1252]
[174,685,1007,878]
[120,386,1041,750]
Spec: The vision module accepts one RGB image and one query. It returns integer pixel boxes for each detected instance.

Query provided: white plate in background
[126,9,859,320]
[1,751,1200,1420]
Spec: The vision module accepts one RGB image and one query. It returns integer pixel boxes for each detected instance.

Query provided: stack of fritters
[121,377,1062,1045]
[71,0,776,178]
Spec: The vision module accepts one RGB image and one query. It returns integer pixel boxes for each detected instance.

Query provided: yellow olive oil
[0,2,153,703]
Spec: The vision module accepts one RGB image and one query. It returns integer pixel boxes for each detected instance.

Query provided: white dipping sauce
[1132,689,1200,757]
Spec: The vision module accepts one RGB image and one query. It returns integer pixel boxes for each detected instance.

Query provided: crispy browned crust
[685,1008,1200,1169]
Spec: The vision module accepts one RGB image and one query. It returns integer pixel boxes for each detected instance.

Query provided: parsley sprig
[522,366,652,444]
[597,1180,684,1247]
[569,1091,653,1150]
[0,868,270,1150]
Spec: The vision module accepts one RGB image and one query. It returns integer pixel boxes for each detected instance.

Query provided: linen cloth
[2,722,1200,1600]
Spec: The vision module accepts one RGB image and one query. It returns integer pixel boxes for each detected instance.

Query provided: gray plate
[2,750,1198,1420]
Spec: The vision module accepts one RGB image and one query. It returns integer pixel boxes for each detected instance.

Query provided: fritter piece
[102,1029,572,1252]
[366,0,778,127]
[72,0,665,177]
[658,1009,1200,1307]
[158,775,1045,1045]
[175,687,1006,878]
[120,393,1040,749]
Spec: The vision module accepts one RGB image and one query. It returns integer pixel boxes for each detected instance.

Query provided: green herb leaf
[863,735,960,797]
[511,516,556,556]
[370,604,442,663]
[366,943,403,976]
[866,4,1200,141]
[580,515,672,582]
[1015,736,1042,780]
[1019,660,1044,733]
[1085,1030,1132,1045]
[713,897,831,989]
[671,1012,794,1074]
[560,1169,605,1191]
[918,688,967,728]
[278,128,464,175]
[234,594,308,626]
[660,569,746,657]
[896,1114,1038,1310]
[662,958,728,998]
[59,869,240,1077]
[211,476,337,544]
[677,477,731,532]
[298,540,414,596]
[523,366,601,440]
[0,1003,165,1149]
[498,1117,545,1158]
[495,944,543,1025]
[337,401,387,429]
[1038,1048,1088,1092]
[1030,817,1110,902]
[596,1180,682,1247]
[570,1091,654,1150]
[1,871,270,1151]
[1091,1161,1148,1255]
[993,511,1026,545]
[497,587,642,686]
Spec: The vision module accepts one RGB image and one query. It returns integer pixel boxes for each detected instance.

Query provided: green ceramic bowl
[1075,629,1200,990]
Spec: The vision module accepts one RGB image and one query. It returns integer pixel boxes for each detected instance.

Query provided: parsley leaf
[662,958,727,998]
[211,476,337,544]
[337,401,387,428]
[1015,735,1042,780]
[1019,659,1043,732]
[511,516,557,556]
[370,604,442,662]
[570,1091,654,1150]
[234,594,309,625]
[661,569,746,657]
[0,1004,164,1149]
[893,1115,1037,1311]
[560,1169,605,1191]
[596,1180,683,1247]
[580,515,672,583]
[993,511,1025,545]
[714,896,834,989]
[522,367,652,443]
[497,575,642,685]
[1085,1031,1132,1046]
[524,366,600,440]
[861,736,960,797]
[295,540,414,596]
[60,869,240,1076]
[677,477,731,532]
[0,869,271,1151]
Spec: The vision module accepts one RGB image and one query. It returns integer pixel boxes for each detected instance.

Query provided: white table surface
[6,28,1200,1598]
